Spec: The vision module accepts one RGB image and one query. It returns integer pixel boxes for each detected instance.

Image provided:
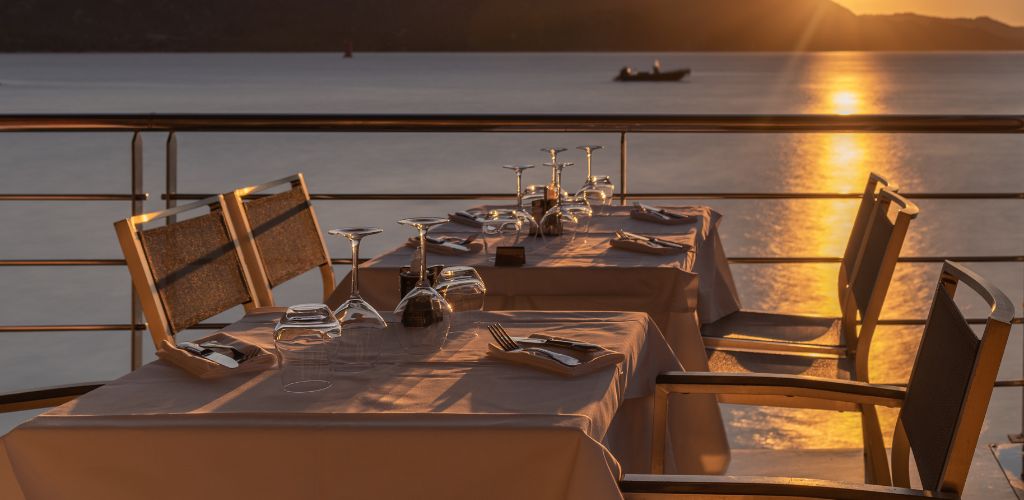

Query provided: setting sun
[829,90,860,115]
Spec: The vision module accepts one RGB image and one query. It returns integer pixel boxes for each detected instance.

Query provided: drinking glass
[576,145,615,215]
[481,214,523,262]
[539,162,580,240]
[434,266,486,333]
[327,226,387,372]
[501,164,538,231]
[273,304,336,393]
[394,217,453,354]
[540,147,567,186]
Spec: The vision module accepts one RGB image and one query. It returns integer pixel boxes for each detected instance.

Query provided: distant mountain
[1,0,1022,51]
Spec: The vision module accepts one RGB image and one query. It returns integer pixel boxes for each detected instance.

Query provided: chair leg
[860,404,892,486]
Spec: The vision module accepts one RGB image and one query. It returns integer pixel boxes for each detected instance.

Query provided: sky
[835,0,1024,26]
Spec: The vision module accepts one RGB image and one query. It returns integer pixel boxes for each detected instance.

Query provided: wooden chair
[702,172,897,353]
[623,261,1013,497]
[223,173,335,306]
[702,187,917,483]
[114,195,265,349]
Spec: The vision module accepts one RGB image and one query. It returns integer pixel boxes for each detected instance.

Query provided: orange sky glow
[834,0,1024,26]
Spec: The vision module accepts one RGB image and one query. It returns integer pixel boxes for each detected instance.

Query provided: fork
[487,324,581,367]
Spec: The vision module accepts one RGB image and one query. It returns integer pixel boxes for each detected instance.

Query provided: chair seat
[701,310,845,347]
[707,348,854,380]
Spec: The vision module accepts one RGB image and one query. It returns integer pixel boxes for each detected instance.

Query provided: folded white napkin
[486,334,624,377]
[609,234,690,255]
[630,205,699,225]
[157,332,276,379]
[448,211,486,227]
[406,236,483,255]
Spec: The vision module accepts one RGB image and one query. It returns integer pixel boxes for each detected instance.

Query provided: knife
[619,230,689,250]
[425,236,470,252]
[178,341,239,368]
[511,336,603,352]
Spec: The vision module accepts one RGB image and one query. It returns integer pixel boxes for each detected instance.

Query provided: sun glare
[829,90,860,115]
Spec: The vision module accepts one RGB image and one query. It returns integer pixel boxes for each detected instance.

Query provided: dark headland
[2,0,1023,51]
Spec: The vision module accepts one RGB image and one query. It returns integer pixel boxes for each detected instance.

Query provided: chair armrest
[656,372,905,408]
[620,474,954,499]
[703,337,847,357]
[0,382,106,413]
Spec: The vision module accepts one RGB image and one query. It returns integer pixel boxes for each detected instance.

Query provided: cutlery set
[487,323,584,367]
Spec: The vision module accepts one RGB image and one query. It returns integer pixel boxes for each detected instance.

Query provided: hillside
[1,0,1022,51]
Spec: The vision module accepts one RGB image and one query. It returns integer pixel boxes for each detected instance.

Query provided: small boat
[614,68,690,82]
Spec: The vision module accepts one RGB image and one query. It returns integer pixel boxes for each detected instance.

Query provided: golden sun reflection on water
[728,59,921,450]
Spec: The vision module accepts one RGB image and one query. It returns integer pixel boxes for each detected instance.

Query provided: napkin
[448,210,487,227]
[610,234,690,255]
[406,236,483,255]
[486,334,625,377]
[157,332,276,379]
[629,205,699,225]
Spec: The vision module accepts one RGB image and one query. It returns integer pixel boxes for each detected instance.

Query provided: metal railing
[0,114,1021,426]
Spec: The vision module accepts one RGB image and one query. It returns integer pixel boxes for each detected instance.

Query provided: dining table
[327,205,742,372]
[0,309,729,500]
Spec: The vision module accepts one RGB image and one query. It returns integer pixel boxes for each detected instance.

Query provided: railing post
[619,131,628,205]
[166,132,177,222]
[129,132,144,371]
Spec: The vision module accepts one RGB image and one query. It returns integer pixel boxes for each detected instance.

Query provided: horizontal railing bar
[163,192,1024,201]
[0,259,125,266]
[0,194,148,201]
[0,114,1021,133]
[5,255,1018,267]
[729,256,1024,264]
[3,317,1022,332]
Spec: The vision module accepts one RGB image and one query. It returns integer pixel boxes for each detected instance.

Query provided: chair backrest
[890,261,1013,495]
[223,173,334,305]
[837,172,896,301]
[114,195,264,348]
[840,188,918,378]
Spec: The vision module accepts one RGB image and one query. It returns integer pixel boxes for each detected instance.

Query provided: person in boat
[652,59,661,74]
[619,66,633,79]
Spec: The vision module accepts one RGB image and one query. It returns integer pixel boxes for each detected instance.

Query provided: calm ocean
[0,52,1021,449]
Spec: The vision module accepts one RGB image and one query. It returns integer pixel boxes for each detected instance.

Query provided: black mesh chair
[700,187,917,482]
[622,261,1014,496]
[702,172,897,354]
[224,173,334,306]
[114,195,265,349]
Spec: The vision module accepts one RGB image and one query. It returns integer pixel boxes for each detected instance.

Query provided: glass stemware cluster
[514,145,613,243]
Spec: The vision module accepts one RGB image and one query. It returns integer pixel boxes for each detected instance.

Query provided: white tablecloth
[328,205,741,371]
[0,309,727,500]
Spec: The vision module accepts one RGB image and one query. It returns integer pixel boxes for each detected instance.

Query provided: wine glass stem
[349,236,362,299]
[417,226,429,287]
[555,166,563,204]
[585,150,592,181]
[515,171,523,210]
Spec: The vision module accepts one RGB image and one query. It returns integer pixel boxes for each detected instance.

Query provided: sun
[830,90,860,115]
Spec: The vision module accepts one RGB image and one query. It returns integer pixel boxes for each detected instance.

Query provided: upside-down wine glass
[539,161,581,241]
[394,217,453,354]
[576,145,615,216]
[500,164,538,231]
[327,227,387,372]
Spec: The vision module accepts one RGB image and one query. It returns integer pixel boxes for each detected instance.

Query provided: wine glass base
[282,379,333,394]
